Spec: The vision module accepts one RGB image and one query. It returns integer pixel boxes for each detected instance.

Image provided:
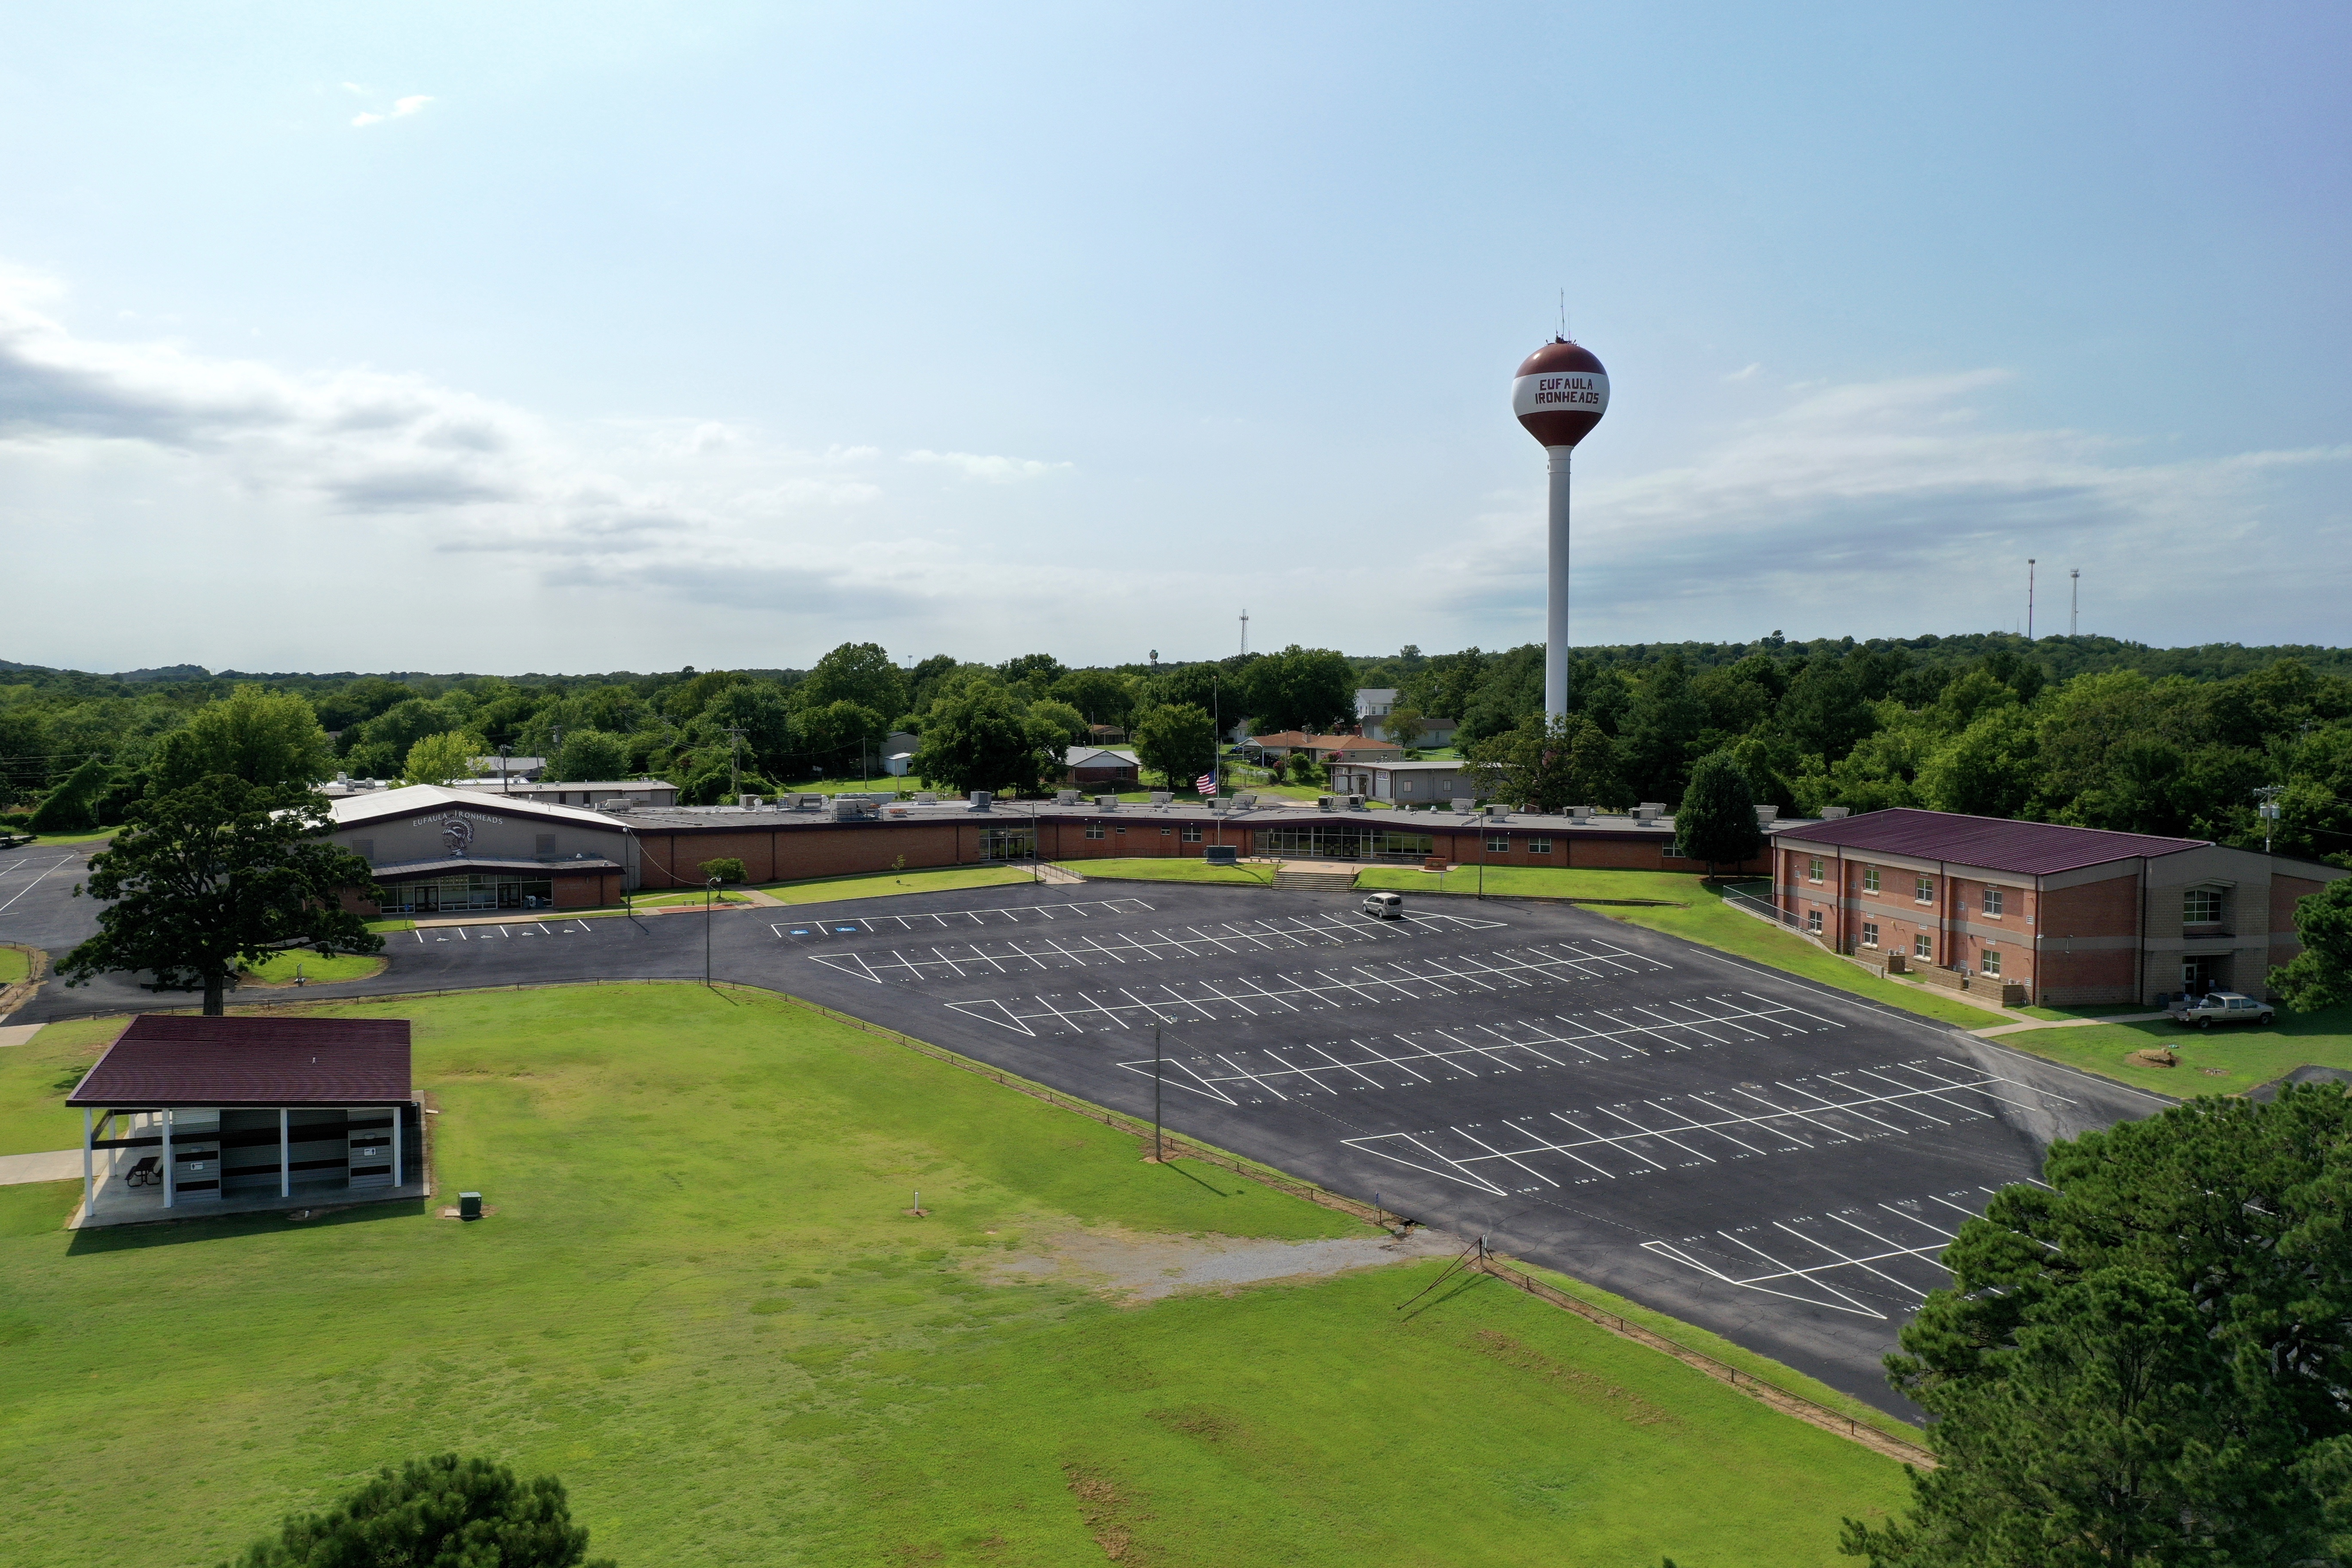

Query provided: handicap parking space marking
[1636,1185,2029,1318]
[1338,1057,2075,1192]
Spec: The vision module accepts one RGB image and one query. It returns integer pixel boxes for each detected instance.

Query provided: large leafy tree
[1673,751,1764,873]
[62,778,382,1016]
[913,685,1050,794]
[799,641,908,719]
[2269,876,2352,1012]
[547,728,630,784]
[1133,703,1216,790]
[401,730,485,787]
[1844,1086,2352,1567]
[221,1453,612,1568]
[149,684,337,793]
[1241,646,1354,734]
[699,683,795,775]
[1468,714,1624,812]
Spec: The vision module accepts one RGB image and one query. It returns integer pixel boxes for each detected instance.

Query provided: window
[1485,834,1511,854]
[1527,837,1553,854]
[1159,827,1172,836]
[1916,875,1935,904]
[1981,948,2002,977]
[1862,866,1880,894]
[1180,825,1202,843]
[1982,887,2004,917]
[1115,826,1127,836]
[1806,909,1823,934]
[1861,921,1880,948]
[374,872,554,915]
[1807,857,1824,884]
[1254,825,1433,861]
[978,827,1035,862]
[1914,934,1933,960]
[2184,888,2222,924]
[1084,824,1105,840]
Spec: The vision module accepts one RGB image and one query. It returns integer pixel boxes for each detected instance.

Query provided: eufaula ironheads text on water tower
[1513,337,1610,721]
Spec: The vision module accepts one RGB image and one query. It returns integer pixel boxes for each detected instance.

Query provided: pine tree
[1672,752,1763,873]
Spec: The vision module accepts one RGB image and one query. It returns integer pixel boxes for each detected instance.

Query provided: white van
[1360,891,1405,920]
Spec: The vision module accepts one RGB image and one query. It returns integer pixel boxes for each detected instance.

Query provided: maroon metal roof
[1775,808,2206,875]
[67,1015,413,1108]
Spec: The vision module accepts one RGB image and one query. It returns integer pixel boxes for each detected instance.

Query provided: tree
[547,729,630,784]
[1780,654,1877,766]
[799,641,908,719]
[1844,1087,2352,1567]
[1050,668,1139,729]
[700,683,795,776]
[1384,705,1427,751]
[2268,876,2352,1012]
[1673,752,1764,873]
[1024,699,1090,751]
[1916,706,2040,820]
[1133,703,1216,790]
[27,756,116,833]
[1467,715,1624,812]
[1241,646,1354,734]
[913,685,1050,794]
[796,701,886,778]
[402,730,485,787]
[1618,654,1707,803]
[149,685,337,793]
[699,857,747,885]
[61,778,381,1016]
[220,1453,612,1568]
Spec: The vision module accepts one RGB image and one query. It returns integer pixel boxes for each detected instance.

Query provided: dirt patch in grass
[1064,1466,1150,1562]
[1471,1328,1677,1427]
[995,1224,1460,1302]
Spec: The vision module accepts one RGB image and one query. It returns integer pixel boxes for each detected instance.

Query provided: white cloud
[352,94,432,129]
[902,448,1073,483]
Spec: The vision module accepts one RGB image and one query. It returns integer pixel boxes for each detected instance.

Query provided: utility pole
[2027,559,2037,641]
[2256,785,2282,854]
[704,875,720,986]
[725,724,747,799]
[2069,568,2079,637]
[496,744,513,797]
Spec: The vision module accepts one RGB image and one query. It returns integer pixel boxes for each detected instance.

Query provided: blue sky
[3,3,2346,673]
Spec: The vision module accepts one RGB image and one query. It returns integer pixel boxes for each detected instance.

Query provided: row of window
[1805,858,2007,916]
[1079,825,1209,843]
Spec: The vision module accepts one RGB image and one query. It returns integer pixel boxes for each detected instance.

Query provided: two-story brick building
[1768,808,2347,1006]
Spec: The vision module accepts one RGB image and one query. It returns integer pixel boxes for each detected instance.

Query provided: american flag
[1195,772,1217,795]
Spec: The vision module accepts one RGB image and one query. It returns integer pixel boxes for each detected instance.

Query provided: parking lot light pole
[1153,1023,1163,1162]
[705,875,720,987]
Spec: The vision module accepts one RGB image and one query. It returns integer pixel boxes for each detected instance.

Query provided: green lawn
[1357,866,1998,1028]
[0,946,31,986]
[623,889,756,911]
[0,986,1905,1567]
[1991,1006,2352,1098]
[1053,857,1278,886]
[237,950,389,986]
[0,827,114,847]
[754,864,1041,904]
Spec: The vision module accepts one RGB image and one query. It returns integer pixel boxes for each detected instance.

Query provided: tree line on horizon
[3,631,2348,864]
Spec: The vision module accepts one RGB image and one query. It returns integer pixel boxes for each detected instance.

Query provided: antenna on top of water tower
[2070,568,2080,637]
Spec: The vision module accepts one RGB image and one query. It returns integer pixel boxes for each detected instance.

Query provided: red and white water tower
[1512,337,1609,720]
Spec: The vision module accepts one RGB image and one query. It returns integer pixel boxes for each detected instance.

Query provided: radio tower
[1512,331,1611,719]
[1239,607,1249,658]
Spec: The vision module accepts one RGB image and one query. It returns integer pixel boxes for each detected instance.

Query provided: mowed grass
[1993,1006,2352,1097]
[237,949,388,986]
[1055,857,1277,886]
[756,864,1040,904]
[0,986,1905,1567]
[0,945,31,985]
[1358,865,1997,1028]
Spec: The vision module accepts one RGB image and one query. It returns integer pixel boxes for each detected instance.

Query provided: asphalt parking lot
[6,870,2166,1415]
[753,880,2167,1416]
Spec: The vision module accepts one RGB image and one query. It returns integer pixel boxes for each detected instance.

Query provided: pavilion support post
[279,1109,291,1198]
[82,1108,93,1215]
[392,1104,404,1188]
[162,1108,175,1209]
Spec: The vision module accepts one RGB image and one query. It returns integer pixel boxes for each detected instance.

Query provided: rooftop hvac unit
[1233,793,1257,807]
[969,791,993,812]
[1639,802,1668,815]
[1451,797,1476,814]
[1149,791,1171,805]
[1754,805,1781,824]
[1486,803,1509,818]
[1056,790,1081,805]
[915,791,939,805]
[1317,795,1335,811]
[793,793,822,811]
[1821,805,1851,820]
[832,800,873,821]
[1348,795,1367,811]
[1208,796,1230,813]
[1096,794,1119,810]
[738,794,763,809]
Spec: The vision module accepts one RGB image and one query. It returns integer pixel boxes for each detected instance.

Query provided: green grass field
[0,946,31,986]
[1357,866,1997,1028]
[0,986,1905,1566]
[1054,857,1277,886]
[755,864,1041,904]
[622,888,755,910]
[236,950,388,986]
[1991,1007,2352,1098]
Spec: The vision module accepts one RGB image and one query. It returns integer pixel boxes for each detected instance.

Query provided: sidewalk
[1971,1011,2168,1039]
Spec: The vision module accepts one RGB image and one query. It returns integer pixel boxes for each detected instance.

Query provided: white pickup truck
[2170,991,2275,1029]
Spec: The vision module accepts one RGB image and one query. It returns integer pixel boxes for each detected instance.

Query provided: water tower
[1513,337,1609,720]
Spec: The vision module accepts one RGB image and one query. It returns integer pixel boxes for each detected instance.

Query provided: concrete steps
[1273,869,1360,893]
